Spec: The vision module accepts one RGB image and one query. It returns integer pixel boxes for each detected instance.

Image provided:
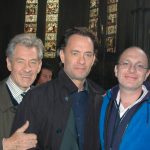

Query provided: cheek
[139,72,148,81]
[64,57,71,63]
[13,62,24,71]
[38,62,42,72]
[114,66,119,78]
[10,70,22,83]
[88,62,94,70]
[64,58,75,68]
[11,65,21,74]
[33,64,41,73]
[115,69,119,78]
[115,70,124,79]
[90,58,95,65]
[31,69,40,79]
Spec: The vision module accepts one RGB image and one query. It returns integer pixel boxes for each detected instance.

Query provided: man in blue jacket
[99,46,150,150]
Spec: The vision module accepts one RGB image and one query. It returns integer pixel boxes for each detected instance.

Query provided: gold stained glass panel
[46,15,58,21]
[106,25,117,35]
[46,22,57,33]
[107,3,117,13]
[107,13,117,25]
[26,0,38,3]
[89,0,99,37]
[90,0,98,8]
[44,0,59,58]
[25,15,37,22]
[24,23,37,33]
[24,0,38,34]
[108,0,118,4]
[89,8,99,18]
[25,3,38,15]
[106,0,118,53]
[46,2,59,14]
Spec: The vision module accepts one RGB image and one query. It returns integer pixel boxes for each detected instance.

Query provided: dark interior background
[0,0,150,90]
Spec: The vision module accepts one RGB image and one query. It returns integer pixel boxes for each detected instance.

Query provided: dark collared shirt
[71,81,89,150]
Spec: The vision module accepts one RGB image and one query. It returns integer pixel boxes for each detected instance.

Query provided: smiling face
[60,34,95,86]
[7,44,42,91]
[115,47,150,91]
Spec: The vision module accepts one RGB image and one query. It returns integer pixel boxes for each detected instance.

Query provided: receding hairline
[118,46,148,62]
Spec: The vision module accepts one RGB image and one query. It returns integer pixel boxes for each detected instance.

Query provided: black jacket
[12,69,103,150]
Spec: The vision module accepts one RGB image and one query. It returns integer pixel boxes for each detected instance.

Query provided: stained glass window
[106,0,118,53]
[89,0,99,37]
[24,0,38,34]
[44,0,59,58]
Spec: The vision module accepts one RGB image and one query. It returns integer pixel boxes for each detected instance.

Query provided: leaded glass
[24,0,38,34]
[106,0,118,53]
[44,0,59,58]
[89,0,99,37]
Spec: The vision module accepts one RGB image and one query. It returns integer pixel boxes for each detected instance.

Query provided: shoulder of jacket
[87,79,105,94]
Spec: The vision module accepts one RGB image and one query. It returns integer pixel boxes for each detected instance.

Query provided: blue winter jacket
[99,85,150,150]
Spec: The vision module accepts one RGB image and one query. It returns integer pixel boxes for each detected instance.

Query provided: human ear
[59,50,65,63]
[6,57,12,72]
[114,65,118,78]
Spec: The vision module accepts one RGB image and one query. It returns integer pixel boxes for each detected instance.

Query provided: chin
[22,82,31,87]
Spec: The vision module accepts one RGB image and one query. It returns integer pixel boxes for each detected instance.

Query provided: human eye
[31,60,37,64]
[136,64,147,70]
[118,61,130,69]
[30,60,38,66]
[123,61,129,66]
[71,51,78,56]
[121,61,129,66]
[136,64,144,68]
[84,52,94,58]
[16,59,24,64]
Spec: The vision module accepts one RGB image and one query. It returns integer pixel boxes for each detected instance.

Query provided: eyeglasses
[118,61,149,72]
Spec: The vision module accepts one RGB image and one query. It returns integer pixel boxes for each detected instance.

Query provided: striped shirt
[6,76,30,104]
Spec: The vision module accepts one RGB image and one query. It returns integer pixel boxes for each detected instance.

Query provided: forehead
[66,34,94,51]
[119,48,148,63]
[13,44,38,57]
[41,68,52,73]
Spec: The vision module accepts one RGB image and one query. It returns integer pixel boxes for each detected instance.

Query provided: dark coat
[12,69,103,150]
[0,79,16,149]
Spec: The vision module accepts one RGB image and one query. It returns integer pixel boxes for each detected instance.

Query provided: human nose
[128,64,136,72]
[78,54,86,64]
[24,62,32,72]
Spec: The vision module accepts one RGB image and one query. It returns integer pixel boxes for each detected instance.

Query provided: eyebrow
[71,49,94,53]
[15,57,39,61]
[120,59,146,64]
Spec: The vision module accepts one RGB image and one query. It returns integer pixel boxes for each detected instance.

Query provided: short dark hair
[41,63,53,72]
[58,27,99,57]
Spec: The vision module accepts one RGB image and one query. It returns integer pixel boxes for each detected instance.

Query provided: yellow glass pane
[106,0,118,53]
[45,0,59,58]
[24,0,38,34]
[89,0,99,37]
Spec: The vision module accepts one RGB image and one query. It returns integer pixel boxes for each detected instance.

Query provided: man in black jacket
[12,27,103,150]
